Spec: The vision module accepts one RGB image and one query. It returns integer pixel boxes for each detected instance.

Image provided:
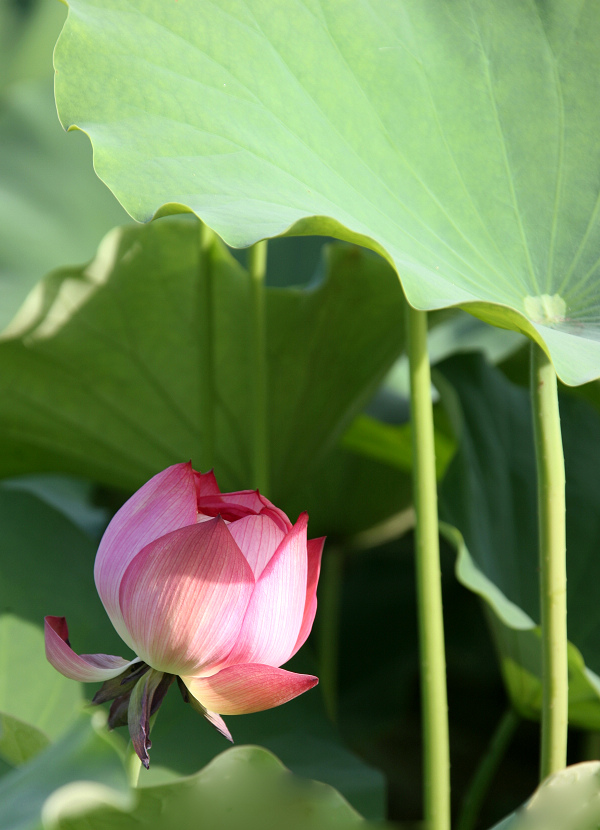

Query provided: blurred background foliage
[2,2,600,829]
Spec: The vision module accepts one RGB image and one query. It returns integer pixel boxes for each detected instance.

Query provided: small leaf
[342,413,454,480]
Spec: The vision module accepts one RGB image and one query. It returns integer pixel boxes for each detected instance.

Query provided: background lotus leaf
[0,217,409,537]
[54,0,600,384]
[438,353,600,728]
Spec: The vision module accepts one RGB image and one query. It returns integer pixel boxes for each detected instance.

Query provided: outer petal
[44,616,138,682]
[289,536,325,658]
[227,514,285,578]
[197,490,292,533]
[203,710,233,742]
[95,462,202,644]
[224,514,308,667]
[182,663,318,715]
[119,518,254,675]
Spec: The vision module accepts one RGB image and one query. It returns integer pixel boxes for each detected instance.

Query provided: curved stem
[456,708,520,830]
[406,304,450,830]
[248,240,269,494]
[198,221,215,472]
[317,545,344,723]
[530,342,568,779]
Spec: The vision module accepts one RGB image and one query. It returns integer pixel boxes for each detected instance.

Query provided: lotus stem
[406,304,450,830]
[125,747,142,788]
[456,708,520,830]
[248,240,269,495]
[530,342,568,779]
[198,221,215,472]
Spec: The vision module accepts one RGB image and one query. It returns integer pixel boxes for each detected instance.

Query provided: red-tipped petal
[44,616,137,682]
[227,514,285,578]
[290,536,325,657]
[95,463,200,645]
[182,664,318,715]
[192,468,221,498]
[119,519,254,675]
[224,514,308,667]
[197,490,292,533]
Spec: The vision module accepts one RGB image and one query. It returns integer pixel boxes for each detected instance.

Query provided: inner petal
[227,514,285,578]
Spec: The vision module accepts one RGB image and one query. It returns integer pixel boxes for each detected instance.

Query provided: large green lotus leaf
[0,713,131,830]
[50,745,380,830]
[54,0,600,385]
[488,762,600,830]
[0,77,130,332]
[0,718,381,830]
[147,649,386,820]
[438,353,600,728]
[0,218,406,533]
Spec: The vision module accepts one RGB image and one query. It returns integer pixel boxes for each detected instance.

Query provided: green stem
[530,342,568,779]
[317,545,343,723]
[125,741,142,787]
[248,240,269,494]
[456,708,520,830]
[406,305,450,830]
[198,221,215,472]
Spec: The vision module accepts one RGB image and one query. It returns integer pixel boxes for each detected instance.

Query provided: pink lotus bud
[45,463,324,768]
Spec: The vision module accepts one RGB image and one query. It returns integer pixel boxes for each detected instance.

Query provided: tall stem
[248,240,269,494]
[198,221,215,472]
[530,342,568,779]
[406,305,450,830]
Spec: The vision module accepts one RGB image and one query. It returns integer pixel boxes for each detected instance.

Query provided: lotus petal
[182,663,318,715]
[290,535,325,657]
[119,518,254,675]
[223,514,308,667]
[44,616,138,682]
[95,462,203,644]
[227,514,285,578]
[198,489,292,533]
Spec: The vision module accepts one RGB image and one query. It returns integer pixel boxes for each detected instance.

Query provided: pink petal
[203,710,233,741]
[94,462,202,645]
[44,616,138,682]
[192,468,221,498]
[119,518,254,676]
[290,536,325,658]
[227,515,285,578]
[197,490,292,533]
[182,663,318,714]
[224,514,308,667]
